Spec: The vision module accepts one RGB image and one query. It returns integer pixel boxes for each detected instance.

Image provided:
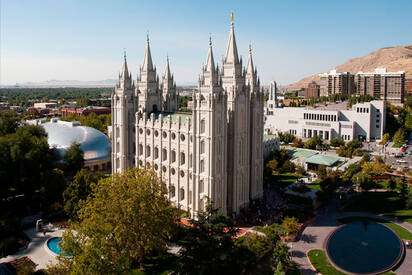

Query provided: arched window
[146,145,151,157]
[200,119,206,133]
[199,179,204,193]
[171,150,176,163]
[180,188,185,201]
[180,152,185,165]
[154,147,159,159]
[200,159,205,173]
[170,185,175,197]
[189,153,193,168]
[162,148,167,161]
[139,144,143,156]
[200,140,205,154]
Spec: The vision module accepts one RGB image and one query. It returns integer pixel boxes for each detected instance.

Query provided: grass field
[308,249,396,275]
[338,216,412,240]
[271,173,299,189]
[307,249,346,275]
[307,179,321,190]
[344,192,412,224]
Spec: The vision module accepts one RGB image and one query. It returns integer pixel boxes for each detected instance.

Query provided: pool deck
[290,198,412,275]
[0,223,65,270]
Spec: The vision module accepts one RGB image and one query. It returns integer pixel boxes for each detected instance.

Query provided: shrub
[281,216,300,236]
[330,138,345,148]
[257,223,282,244]
[235,233,270,259]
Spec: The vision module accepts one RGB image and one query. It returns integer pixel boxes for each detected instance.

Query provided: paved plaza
[0,223,65,270]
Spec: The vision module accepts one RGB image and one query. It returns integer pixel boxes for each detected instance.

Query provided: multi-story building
[265,100,385,142]
[319,69,355,97]
[356,68,405,105]
[111,18,264,217]
[305,81,320,99]
[265,81,278,115]
[406,79,412,94]
[61,106,111,118]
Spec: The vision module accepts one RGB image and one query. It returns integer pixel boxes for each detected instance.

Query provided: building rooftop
[263,134,277,141]
[30,118,111,162]
[284,146,318,160]
[151,112,192,124]
[304,154,340,166]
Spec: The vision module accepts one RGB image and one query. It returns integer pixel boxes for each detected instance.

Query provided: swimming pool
[46,237,66,256]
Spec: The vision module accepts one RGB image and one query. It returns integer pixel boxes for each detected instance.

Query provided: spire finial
[231,11,234,25]
[123,48,126,59]
[209,33,212,46]
[146,31,149,43]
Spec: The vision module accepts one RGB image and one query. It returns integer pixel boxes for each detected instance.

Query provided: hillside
[288,44,412,91]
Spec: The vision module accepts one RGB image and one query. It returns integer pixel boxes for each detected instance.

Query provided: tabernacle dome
[28,118,111,172]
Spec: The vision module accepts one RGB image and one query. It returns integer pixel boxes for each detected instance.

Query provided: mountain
[1,79,117,88]
[287,44,412,91]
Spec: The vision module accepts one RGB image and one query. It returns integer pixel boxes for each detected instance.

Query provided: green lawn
[307,249,346,275]
[308,249,396,275]
[338,216,412,240]
[344,192,412,224]
[307,179,321,190]
[271,173,299,189]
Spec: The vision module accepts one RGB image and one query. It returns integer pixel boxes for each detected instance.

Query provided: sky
[1,0,412,86]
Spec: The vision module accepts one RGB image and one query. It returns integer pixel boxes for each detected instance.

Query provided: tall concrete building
[305,81,320,99]
[111,16,264,217]
[356,68,405,105]
[319,69,355,97]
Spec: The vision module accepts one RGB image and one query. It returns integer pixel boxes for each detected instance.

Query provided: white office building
[265,100,386,142]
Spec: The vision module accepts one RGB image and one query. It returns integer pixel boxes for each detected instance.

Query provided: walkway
[290,198,412,275]
[0,223,65,270]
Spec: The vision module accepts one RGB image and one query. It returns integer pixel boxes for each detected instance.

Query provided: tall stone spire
[142,35,153,72]
[206,36,215,73]
[246,45,254,75]
[225,13,239,64]
[163,56,174,89]
[164,56,172,80]
[118,51,132,89]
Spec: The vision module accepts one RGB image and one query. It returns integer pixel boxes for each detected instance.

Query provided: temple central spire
[142,35,154,72]
[225,12,239,64]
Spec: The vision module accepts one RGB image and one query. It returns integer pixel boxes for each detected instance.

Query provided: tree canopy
[58,168,177,274]
[63,142,84,175]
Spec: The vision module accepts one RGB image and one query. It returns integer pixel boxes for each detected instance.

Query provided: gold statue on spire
[231,11,234,24]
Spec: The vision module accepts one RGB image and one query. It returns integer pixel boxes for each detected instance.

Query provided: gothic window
[180,170,185,178]
[146,129,151,136]
[163,131,167,138]
[189,153,193,168]
[180,152,185,165]
[171,150,176,163]
[180,134,185,142]
[154,147,159,159]
[154,130,159,137]
[154,164,158,171]
[162,166,166,173]
[146,145,151,157]
[200,140,205,154]
[116,127,120,138]
[172,133,176,140]
[139,144,143,156]
[200,119,206,133]
[171,168,175,175]
[162,148,167,161]
[139,128,143,134]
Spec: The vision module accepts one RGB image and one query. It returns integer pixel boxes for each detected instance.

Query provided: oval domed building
[28,118,111,172]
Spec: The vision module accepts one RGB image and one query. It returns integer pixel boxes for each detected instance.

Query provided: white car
[396,159,407,164]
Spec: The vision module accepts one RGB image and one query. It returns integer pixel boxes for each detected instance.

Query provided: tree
[275,261,285,275]
[177,201,247,274]
[40,168,67,215]
[381,133,390,145]
[0,111,19,136]
[272,242,291,268]
[316,165,327,181]
[63,169,105,220]
[398,178,409,199]
[406,189,412,209]
[388,178,397,191]
[58,168,177,274]
[393,128,406,145]
[304,136,323,150]
[63,142,84,175]
[281,216,299,236]
[292,137,304,148]
[330,138,345,148]
[353,172,374,192]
